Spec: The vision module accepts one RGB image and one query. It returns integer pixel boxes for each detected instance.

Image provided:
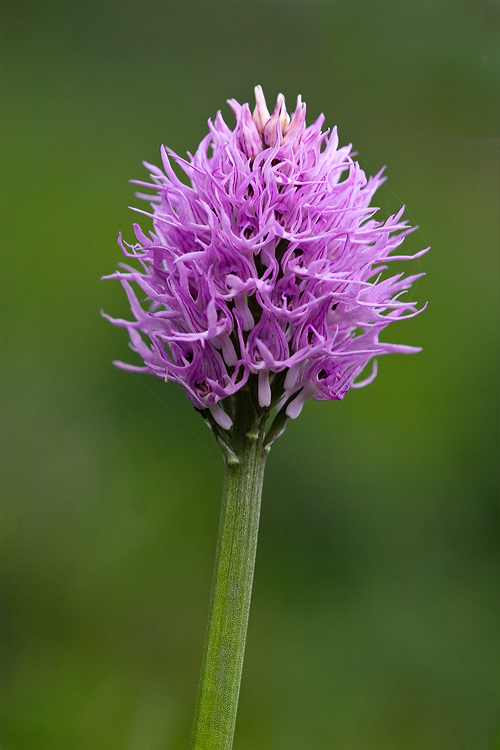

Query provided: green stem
[190,418,267,750]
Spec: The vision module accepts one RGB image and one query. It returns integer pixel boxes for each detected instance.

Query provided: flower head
[103,86,427,432]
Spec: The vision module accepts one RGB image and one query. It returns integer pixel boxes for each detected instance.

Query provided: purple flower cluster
[104,86,426,430]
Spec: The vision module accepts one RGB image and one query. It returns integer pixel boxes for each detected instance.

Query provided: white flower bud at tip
[253,85,270,134]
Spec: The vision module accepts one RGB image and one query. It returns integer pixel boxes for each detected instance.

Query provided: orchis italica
[104,86,426,749]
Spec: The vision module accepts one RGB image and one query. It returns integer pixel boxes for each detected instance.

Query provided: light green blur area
[1,1,498,748]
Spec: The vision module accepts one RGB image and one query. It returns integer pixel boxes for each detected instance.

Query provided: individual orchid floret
[263,93,290,146]
[282,95,306,145]
[252,84,271,133]
[103,86,427,433]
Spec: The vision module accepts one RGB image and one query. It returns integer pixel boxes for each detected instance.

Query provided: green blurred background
[1,1,499,748]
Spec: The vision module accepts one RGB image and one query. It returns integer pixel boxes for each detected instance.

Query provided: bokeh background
[1,1,499,748]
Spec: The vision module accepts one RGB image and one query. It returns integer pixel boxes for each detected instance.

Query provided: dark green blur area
[1,0,498,748]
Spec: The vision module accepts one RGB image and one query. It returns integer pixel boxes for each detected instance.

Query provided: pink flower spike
[103,85,427,430]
